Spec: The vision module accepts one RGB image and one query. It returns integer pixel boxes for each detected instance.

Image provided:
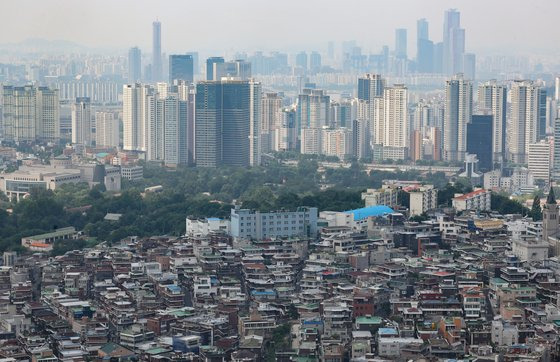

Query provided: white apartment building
[528,140,551,183]
[372,85,408,160]
[300,128,322,155]
[95,111,120,148]
[508,80,540,164]
[452,188,491,212]
[361,185,399,208]
[478,81,507,163]
[123,84,152,152]
[230,206,318,240]
[409,185,438,216]
[444,75,473,162]
[71,97,92,146]
[321,128,352,160]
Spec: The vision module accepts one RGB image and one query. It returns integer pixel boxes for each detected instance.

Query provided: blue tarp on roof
[344,205,395,221]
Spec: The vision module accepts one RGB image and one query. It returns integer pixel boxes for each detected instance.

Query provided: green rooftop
[490,277,508,285]
[24,227,76,241]
[356,316,383,324]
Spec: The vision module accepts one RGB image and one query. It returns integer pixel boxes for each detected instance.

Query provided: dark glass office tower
[195,80,259,167]
[169,54,194,83]
[357,74,384,101]
[467,115,493,172]
[206,57,224,81]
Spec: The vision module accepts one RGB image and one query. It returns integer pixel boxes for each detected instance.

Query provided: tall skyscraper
[538,88,547,140]
[296,52,308,71]
[330,101,352,128]
[249,80,262,167]
[128,47,142,83]
[186,52,199,75]
[95,112,119,148]
[443,75,472,161]
[416,19,433,73]
[195,80,261,167]
[357,73,385,101]
[206,57,224,81]
[169,54,194,83]
[478,80,507,165]
[508,80,540,164]
[160,94,189,166]
[1,85,60,142]
[463,53,476,80]
[417,18,428,40]
[123,83,153,152]
[261,92,283,153]
[443,9,465,75]
[385,85,409,159]
[152,21,162,81]
[373,85,409,160]
[310,52,322,71]
[37,87,60,142]
[553,118,560,181]
[358,73,385,154]
[395,29,407,60]
[71,97,92,146]
[297,88,330,130]
[467,115,493,172]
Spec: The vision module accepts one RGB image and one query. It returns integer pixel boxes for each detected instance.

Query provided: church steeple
[547,187,556,205]
[543,187,560,256]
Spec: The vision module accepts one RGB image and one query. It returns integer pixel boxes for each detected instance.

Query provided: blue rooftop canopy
[345,205,395,221]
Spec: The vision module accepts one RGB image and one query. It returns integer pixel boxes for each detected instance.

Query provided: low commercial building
[186,217,230,237]
[230,206,318,240]
[511,238,548,262]
[0,163,121,201]
[0,167,82,201]
[320,205,396,230]
[120,166,144,181]
[21,227,76,252]
[378,337,424,357]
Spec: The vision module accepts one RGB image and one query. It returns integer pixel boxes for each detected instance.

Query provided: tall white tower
[508,80,540,164]
[71,97,92,146]
[478,80,506,165]
[123,84,152,152]
[444,74,472,161]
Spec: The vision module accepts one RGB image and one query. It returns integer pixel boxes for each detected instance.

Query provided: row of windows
[240,220,304,227]
[239,214,306,221]
[240,226,304,233]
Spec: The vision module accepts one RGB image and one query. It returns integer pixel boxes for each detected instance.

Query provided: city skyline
[0,0,558,56]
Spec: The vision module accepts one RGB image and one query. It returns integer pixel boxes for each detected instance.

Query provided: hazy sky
[0,0,556,55]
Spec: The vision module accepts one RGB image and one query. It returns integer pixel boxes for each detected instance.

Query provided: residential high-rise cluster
[0,8,558,183]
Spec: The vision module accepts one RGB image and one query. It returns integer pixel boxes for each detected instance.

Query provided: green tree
[531,195,542,221]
